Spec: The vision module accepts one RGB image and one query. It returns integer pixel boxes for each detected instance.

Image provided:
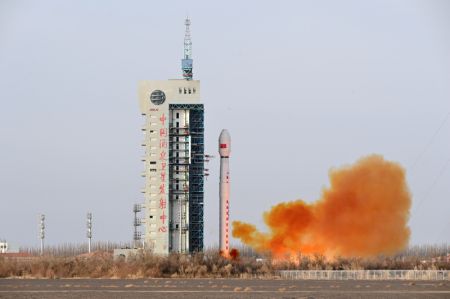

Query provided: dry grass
[0,244,448,279]
[0,250,273,279]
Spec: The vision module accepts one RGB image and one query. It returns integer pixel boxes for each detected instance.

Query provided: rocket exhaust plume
[232,155,411,258]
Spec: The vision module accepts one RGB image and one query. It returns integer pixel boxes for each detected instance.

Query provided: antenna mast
[181,17,193,80]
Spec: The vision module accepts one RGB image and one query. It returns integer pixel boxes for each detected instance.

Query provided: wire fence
[20,241,133,257]
[279,270,449,281]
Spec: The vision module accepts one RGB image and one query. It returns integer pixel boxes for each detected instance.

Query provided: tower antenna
[181,17,193,80]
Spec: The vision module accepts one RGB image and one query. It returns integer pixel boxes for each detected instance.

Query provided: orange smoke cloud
[232,155,411,258]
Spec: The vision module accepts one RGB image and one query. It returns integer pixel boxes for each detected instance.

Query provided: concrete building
[137,18,204,255]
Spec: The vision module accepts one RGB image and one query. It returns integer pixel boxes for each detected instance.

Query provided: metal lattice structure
[181,17,193,80]
[133,204,142,248]
[138,18,203,255]
[188,106,204,252]
[169,104,204,252]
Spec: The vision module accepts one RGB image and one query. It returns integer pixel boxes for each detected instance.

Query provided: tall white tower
[138,18,205,255]
[218,129,231,257]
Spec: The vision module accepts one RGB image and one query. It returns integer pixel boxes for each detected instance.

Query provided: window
[184,88,187,94]
[176,112,179,118]
[150,169,157,172]
[188,88,191,94]
[176,122,179,128]
[150,161,156,165]
[176,144,179,150]
[179,88,182,94]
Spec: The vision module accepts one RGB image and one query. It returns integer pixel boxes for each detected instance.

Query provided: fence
[20,241,133,257]
[279,270,449,281]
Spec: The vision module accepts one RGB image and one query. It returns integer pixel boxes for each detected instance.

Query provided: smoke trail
[232,155,411,258]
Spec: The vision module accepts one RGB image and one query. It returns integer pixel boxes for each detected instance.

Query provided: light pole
[39,214,45,256]
[87,212,92,253]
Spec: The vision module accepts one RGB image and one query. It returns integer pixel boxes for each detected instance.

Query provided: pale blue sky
[0,0,449,248]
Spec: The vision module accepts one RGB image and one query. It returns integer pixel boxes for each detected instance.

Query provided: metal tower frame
[169,104,204,252]
[181,17,193,80]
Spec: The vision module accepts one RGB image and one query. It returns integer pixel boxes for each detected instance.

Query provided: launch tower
[138,18,204,255]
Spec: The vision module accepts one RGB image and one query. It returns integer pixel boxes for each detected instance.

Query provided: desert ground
[0,278,449,299]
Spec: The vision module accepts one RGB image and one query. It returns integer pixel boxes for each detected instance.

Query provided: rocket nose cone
[219,129,231,156]
[219,129,231,143]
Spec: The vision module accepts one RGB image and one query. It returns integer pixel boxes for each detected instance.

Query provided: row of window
[179,87,196,94]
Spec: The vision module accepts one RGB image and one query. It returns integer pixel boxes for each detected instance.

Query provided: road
[0,278,449,298]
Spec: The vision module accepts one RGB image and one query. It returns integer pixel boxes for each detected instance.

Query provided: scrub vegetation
[0,244,448,278]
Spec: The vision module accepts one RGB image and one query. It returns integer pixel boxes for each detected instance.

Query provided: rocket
[218,129,231,257]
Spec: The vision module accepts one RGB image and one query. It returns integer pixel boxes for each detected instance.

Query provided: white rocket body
[219,129,231,256]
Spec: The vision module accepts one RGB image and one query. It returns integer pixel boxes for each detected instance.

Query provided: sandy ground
[0,278,449,298]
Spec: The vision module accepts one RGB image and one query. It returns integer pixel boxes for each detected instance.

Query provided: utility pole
[39,214,45,256]
[87,212,92,253]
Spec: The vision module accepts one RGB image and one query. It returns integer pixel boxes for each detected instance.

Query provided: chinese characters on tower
[158,113,169,244]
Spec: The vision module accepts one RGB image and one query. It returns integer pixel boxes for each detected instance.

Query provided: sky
[0,0,449,249]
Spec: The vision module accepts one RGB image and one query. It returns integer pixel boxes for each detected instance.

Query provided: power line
[434,218,450,244]
[411,157,450,219]
[411,112,450,171]
[408,111,450,231]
